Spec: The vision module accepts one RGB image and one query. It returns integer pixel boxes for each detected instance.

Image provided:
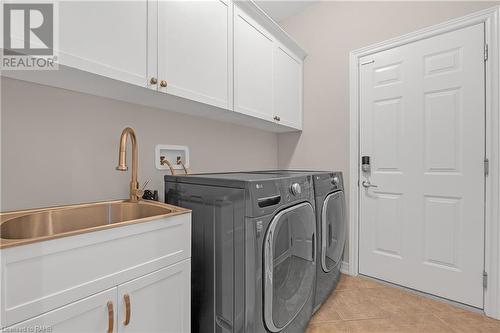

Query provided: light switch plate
[155,145,190,171]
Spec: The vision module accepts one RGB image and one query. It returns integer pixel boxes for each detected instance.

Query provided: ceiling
[255,1,317,22]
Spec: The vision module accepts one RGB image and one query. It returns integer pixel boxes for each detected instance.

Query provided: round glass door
[321,191,346,273]
[263,202,315,332]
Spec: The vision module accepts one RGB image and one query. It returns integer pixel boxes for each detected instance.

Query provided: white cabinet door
[59,1,148,87]
[234,7,274,121]
[4,288,117,333]
[117,259,191,333]
[273,45,303,129]
[157,0,231,109]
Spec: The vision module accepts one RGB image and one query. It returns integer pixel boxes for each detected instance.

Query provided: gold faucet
[116,127,143,202]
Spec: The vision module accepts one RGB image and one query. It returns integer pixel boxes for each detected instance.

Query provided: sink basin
[0,200,188,246]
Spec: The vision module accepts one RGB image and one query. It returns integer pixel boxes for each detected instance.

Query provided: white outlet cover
[155,145,190,171]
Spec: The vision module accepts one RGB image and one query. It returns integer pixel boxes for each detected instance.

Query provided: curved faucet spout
[116,127,141,202]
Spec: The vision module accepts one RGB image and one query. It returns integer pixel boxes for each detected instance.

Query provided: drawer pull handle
[107,301,114,333]
[160,80,168,88]
[124,294,131,325]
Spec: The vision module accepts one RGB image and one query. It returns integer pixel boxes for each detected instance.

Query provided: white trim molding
[340,261,350,275]
[348,6,500,319]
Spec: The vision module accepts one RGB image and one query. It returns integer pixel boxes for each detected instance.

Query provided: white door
[117,260,191,333]
[273,44,303,129]
[4,288,117,333]
[234,7,274,121]
[59,1,148,87]
[157,0,231,109]
[359,23,485,307]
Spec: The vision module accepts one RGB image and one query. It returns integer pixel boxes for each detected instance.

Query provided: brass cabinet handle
[123,294,131,326]
[149,77,158,85]
[160,80,168,88]
[107,301,114,333]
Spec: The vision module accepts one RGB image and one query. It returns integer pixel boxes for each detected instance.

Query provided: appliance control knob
[290,183,302,196]
[332,176,340,185]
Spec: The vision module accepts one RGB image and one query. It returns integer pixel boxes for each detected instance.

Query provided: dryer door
[263,202,316,332]
[321,190,346,273]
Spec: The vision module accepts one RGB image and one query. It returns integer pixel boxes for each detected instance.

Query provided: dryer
[253,171,346,311]
[311,172,346,310]
[164,172,317,333]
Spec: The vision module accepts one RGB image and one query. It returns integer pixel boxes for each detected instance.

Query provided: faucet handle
[141,180,150,190]
[132,180,149,201]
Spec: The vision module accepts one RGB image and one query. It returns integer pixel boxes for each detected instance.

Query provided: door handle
[362,180,378,188]
[312,233,315,262]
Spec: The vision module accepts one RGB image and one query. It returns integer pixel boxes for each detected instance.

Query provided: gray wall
[278,1,498,262]
[1,2,496,221]
[1,78,278,210]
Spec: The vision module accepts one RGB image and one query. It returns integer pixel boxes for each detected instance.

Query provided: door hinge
[484,158,489,176]
[360,59,375,66]
[485,43,489,61]
[483,271,488,288]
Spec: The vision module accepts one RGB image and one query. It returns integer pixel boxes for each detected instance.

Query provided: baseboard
[340,261,349,274]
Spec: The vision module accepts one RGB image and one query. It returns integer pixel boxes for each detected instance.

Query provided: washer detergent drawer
[321,191,346,273]
[263,202,316,332]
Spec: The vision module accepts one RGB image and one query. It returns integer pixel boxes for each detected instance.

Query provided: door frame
[348,6,500,319]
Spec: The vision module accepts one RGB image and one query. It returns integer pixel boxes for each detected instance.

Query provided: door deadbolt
[361,156,371,172]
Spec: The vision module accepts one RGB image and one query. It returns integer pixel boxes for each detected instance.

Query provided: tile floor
[307,274,500,333]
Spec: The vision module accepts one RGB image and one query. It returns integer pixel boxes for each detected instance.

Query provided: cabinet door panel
[158,0,230,109]
[3,288,117,333]
[234,8,274,121]
[274,45,302,129]
[59,1,148,87]
[117,259,191,333]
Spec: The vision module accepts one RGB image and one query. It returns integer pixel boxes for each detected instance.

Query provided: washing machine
[253,171,346,311]
[164,172,317,333]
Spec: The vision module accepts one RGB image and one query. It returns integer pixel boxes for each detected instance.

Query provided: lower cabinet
[4,260,191,333]
[117,260,191,333]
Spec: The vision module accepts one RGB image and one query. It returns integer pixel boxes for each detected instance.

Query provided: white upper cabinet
[233,3,305,129]
[59,1,148,87]
[156,0,231,109]
[5,1,306,132]
[273,45,303,129]
[234,7,274,121]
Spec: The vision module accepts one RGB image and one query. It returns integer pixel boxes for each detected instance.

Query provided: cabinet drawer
[1,213,191,327]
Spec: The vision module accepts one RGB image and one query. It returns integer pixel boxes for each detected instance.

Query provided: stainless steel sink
[0,200,186,246]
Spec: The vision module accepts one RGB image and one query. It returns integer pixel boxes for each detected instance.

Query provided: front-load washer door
[321,191,346,273]
[263,202,316,332]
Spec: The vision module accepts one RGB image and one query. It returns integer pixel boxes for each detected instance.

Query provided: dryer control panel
[313,172,344,197]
